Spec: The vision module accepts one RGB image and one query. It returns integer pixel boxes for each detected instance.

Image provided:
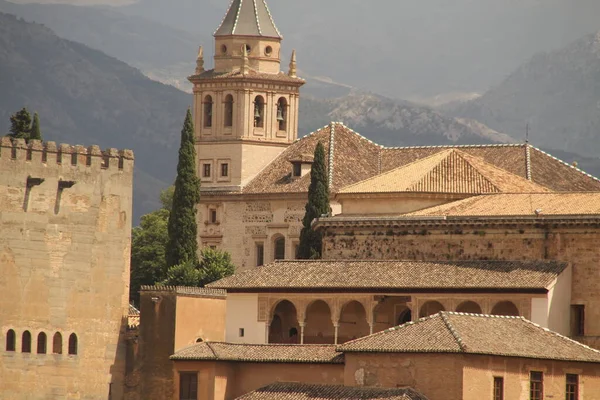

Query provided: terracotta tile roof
[338,312,600,363]
[170,342,344,364]
[190,68,304,84]
[381,143,600,192]
[127,304,140,329]
[140,285,227,298]
[406,193,600,217]
[208,260,566,291]
[243,123,381,194]
[227,123,600,196]
[236,382,429,400]
[339,149,549,194]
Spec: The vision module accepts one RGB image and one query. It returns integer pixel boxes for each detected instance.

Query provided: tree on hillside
[162,248,235,287]
[8,107,32,139]
[297,142,330,259]
[166,109,201,267]
[29,112,42,141]
[129,186,173,305]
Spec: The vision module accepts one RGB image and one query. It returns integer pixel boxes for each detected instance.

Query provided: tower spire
[214,0,282,39]
[288,49,297,78]
[195,46,204,74]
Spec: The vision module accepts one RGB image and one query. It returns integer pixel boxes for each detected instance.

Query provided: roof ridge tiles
[521,318,600,355]
[439,312,467,351]
[383,143,526,150]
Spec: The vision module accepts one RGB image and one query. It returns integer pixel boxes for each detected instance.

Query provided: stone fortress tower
[0,138,133,399]
[189,0,305,191]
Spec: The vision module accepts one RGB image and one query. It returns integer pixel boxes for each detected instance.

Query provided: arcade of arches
[264,294,529,344]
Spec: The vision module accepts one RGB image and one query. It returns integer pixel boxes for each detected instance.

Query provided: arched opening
[419,301,445,318]
[52,332,62,354]
[491,301,520,316]
[397,308,412,325]
[22,331,31,353]
[304,300,334,344]
[37,332,47,354]
[456,301,483,314]
[338,301,370,343]
[195,338,203,343]
[269,300,299,344]
[6,329,15,351]
[277,97,287,131]
[68,333,78,355]
[253,95,265,128]
[274,236,285,260]
[203,95,213,128]
[224,94,234,127]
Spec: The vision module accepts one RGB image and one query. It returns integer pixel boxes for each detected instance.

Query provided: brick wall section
[322,223,600,344]
[0,138,133,399]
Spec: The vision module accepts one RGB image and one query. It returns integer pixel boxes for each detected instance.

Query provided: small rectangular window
[530,371,543,400]
[210,209,217,223]
[179,372,198,400]
[571,305,585,336]
[566,374,579,400]
[203,164,211,178]
[256,243,264,267]
[292,163,301,177]
[221,163,228,177]
[239,328,245,337]
[493,377,504,400]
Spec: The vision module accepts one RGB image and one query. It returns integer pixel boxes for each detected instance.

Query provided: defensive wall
[0,138,133,399]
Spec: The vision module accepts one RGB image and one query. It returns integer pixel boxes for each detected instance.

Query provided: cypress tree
[8,107,32,139]
[166,109,201,267]
[298,141,330,259]
[29,112,42,141]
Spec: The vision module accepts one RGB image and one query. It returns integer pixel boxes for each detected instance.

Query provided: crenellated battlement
[0,137,134,171]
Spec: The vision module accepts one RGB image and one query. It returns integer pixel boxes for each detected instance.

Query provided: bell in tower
[188,0,305,191]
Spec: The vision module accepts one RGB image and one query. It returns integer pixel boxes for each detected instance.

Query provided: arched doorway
[338,301,370,343]
[304,300,334,344]
[456,301,483,314]
[397,308,412,325]
[269,300,299,344]
[419,301,445,318]
[491,301,519,316]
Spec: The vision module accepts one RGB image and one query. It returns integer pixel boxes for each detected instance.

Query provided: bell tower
[189,0,305,191]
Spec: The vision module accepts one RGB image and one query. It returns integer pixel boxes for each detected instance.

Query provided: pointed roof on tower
[214,0,282,39]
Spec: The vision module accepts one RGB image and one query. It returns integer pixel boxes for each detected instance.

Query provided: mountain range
[447,31,600,159]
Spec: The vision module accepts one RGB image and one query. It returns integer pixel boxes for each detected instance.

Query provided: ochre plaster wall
[344,352,463,400]
[0,139,133,400]
[173,361,344,400]
[175,296,227,350]
[322,224,600,345]
[463,355,600,400]
[338,195,457,216]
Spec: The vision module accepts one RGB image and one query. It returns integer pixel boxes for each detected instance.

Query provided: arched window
[277,97,287,131]
[68,333,78,355]
[37,332,47,354]
[203,95,213,128]
[274,236,285,260]
[419,301,445,318]
[6,329,16,351]
[22,331,31,353]
[456,301,482,314]
[491,301,519,316]
[224,94,234,127]
[52,332,62,354]
[253,96,265,128]
[397,308,412,325]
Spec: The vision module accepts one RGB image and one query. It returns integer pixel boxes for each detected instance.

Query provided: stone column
[334,324,339,345]
[299,322,305,345]
[265,323,270,344]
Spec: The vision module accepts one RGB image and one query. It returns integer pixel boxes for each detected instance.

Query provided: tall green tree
[8,107,32,139]
[129,187,172,305]
[298,142,330,259]
[166,109,200,267]
[29,112,42,141]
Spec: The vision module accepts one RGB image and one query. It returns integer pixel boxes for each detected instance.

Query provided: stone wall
[0,138,133,399]
[198,197,310,271]
[322,222,600,345]
[173,360,344,400]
